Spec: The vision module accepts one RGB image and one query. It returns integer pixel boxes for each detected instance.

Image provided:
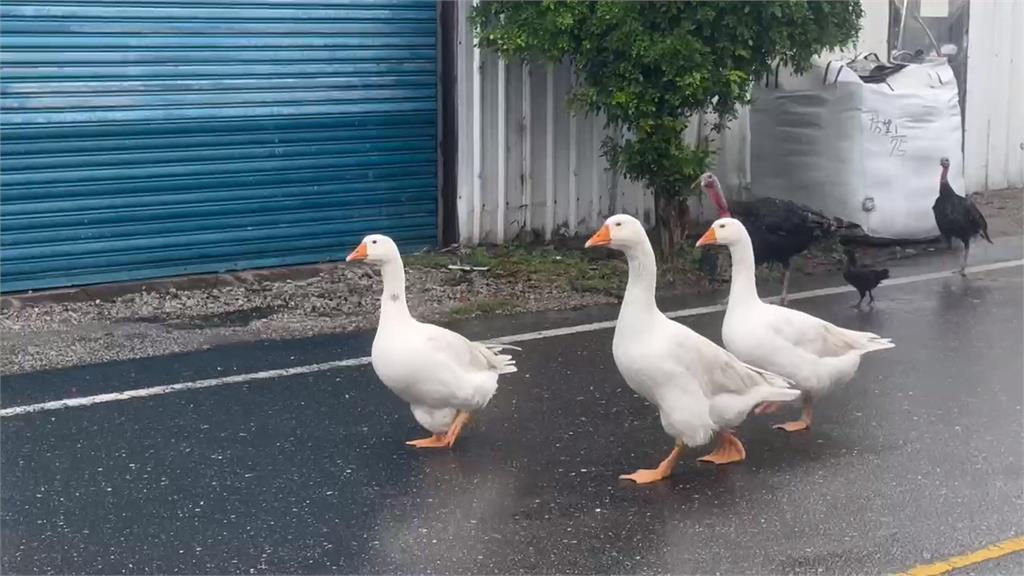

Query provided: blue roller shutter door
[0,0,438,292]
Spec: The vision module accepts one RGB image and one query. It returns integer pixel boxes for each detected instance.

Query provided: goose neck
[726,238,761,305]
[620,241,659,317]
[378,259,411,322]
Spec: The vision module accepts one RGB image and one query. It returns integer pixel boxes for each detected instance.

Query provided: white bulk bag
[751,59,964,239]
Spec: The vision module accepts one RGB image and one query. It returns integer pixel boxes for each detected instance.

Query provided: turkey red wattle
[700,173,732,218]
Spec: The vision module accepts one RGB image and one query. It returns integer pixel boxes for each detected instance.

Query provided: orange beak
[585,224,612,248]
[695,227,718,247]
[346,242,368,262]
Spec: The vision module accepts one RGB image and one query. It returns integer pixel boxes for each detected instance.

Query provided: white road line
[0,357,372,417]
[2,258,1020,419]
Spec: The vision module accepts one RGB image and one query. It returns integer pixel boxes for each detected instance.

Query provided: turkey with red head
[699,172,836,305]
[932,157,991,276]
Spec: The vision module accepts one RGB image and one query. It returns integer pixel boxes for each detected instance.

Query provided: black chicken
[699,173,836,304]
[932,157,992,276]
[842,248,889,307]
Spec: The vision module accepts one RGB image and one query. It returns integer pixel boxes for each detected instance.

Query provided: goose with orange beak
[346,234,519,448]
[585,215,799,484]
[697,218,894,432]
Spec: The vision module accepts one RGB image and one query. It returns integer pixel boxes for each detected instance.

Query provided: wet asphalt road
[2,245,1023,575]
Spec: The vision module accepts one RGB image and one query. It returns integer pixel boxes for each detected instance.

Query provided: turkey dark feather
[729,197,834,270]
[932,157,992,275]
[699,173,835,304]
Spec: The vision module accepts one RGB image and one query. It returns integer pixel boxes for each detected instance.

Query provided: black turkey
[699,173,835,304]
[932,157,992,276]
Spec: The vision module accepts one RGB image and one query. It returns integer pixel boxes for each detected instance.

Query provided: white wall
[857,0,892,57]
[963,0,1024,192]
[821,0,890,60]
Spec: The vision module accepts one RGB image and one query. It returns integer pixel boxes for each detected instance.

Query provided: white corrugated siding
[963,0,1024,192]
[453,2,747,244]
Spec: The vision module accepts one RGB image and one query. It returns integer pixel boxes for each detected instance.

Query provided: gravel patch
[3,189,1018,376]
[973,187,1023,239]
[1,263,617,375]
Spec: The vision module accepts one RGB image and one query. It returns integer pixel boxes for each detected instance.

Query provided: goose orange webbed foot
[619,444,685,485]
[773,392,813,432]
[619,468,672,484]
[405,434,450,448]
[443,411,472,448]
[754,401,783,415]
[773,419,810,433]
[697,430,746,464]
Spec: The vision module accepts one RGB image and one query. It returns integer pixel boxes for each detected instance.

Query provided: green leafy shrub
[472,1,863,262]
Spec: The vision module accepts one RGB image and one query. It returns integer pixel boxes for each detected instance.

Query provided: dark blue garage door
[0,0,437,293]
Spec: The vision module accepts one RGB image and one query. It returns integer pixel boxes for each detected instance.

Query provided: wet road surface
[2,246,1023,575]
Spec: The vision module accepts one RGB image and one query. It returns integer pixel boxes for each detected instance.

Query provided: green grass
[407,240,712,324]
[411,241,713,291]
[448,298,519,319]
[407,232,862,323]
[403,251,458,270]
[407,244,633,297]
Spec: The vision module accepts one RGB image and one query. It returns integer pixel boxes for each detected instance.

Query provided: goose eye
[718,224,725,229]
[371,240,378,244]
[615,222,622,227]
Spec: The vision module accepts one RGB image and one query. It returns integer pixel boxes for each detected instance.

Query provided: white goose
[697,218,894,431]
[346,235,518,448]
[585,215,799,484]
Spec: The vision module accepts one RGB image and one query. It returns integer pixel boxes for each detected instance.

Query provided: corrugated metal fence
[452,1,748,245]
[963,0,1024,192]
